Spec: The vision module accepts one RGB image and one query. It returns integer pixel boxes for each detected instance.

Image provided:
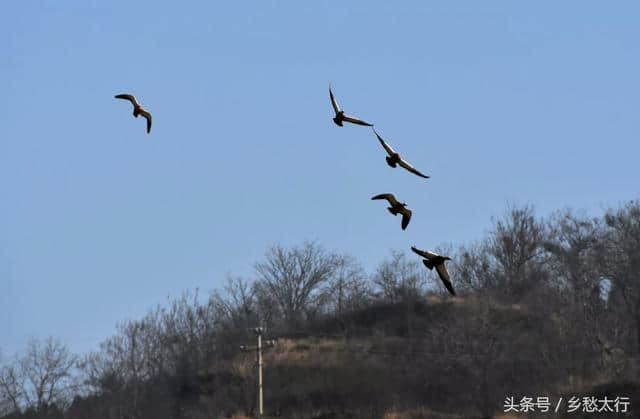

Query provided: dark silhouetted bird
[411,246,455,296]
[329,86,373,127]
[373,128,429,179]
[371,193,412,230]
[115,94,152,133]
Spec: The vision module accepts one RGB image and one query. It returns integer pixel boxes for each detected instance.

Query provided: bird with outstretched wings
[373,129,429,179]
[411,246,455,296]
[329,86,373,127]
[372,193,412,230]
[115,94,152,134]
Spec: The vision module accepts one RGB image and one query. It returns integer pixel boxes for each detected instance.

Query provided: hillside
[2,203,640,418]
[59,297,636,419]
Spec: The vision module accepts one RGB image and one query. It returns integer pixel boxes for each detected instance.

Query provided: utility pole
[240,327,275,417]
[256,327,264,416]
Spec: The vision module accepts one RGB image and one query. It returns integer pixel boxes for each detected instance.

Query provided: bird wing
[139,110,152,133]
[435,263,456,296]
[329,86,341,114]
[342,114,373,126]
[411,246,439,260]
[371,193,398,206]
[372,128,396,156]
[398,158,430,179]
[115,94,140,107]
[400,208,412,230]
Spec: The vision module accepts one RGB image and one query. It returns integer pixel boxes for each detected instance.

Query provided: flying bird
[371,193,412,230]
[115,94,152,133]
[329,86,373,127]
[373,128,429,179]
[411,246,455,296]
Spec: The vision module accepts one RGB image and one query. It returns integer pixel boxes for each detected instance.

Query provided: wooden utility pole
[240,327,274,417]
[256,327,264,416]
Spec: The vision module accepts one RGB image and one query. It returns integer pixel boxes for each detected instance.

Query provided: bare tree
[254,241,340,326]
[210,275,258,330]
[455,242,492,294]
[457,205,548,299]
[0,357,22,415]
[543,210,606,370]
[327,254,370,316]
[600,201,640,365]
[544,210,601,292]
[372,250,424,303]
[251,281,280,331]
[1,337,79,414]
[489,205,549,297]
[80,289,224,418]
[371,250,426,340]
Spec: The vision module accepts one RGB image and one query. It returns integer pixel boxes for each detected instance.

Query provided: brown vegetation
[1,202,639,418]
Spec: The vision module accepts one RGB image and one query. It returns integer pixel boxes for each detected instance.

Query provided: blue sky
[2,1,639,357]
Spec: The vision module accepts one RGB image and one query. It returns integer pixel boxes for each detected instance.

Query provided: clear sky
[2,1,639,357]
